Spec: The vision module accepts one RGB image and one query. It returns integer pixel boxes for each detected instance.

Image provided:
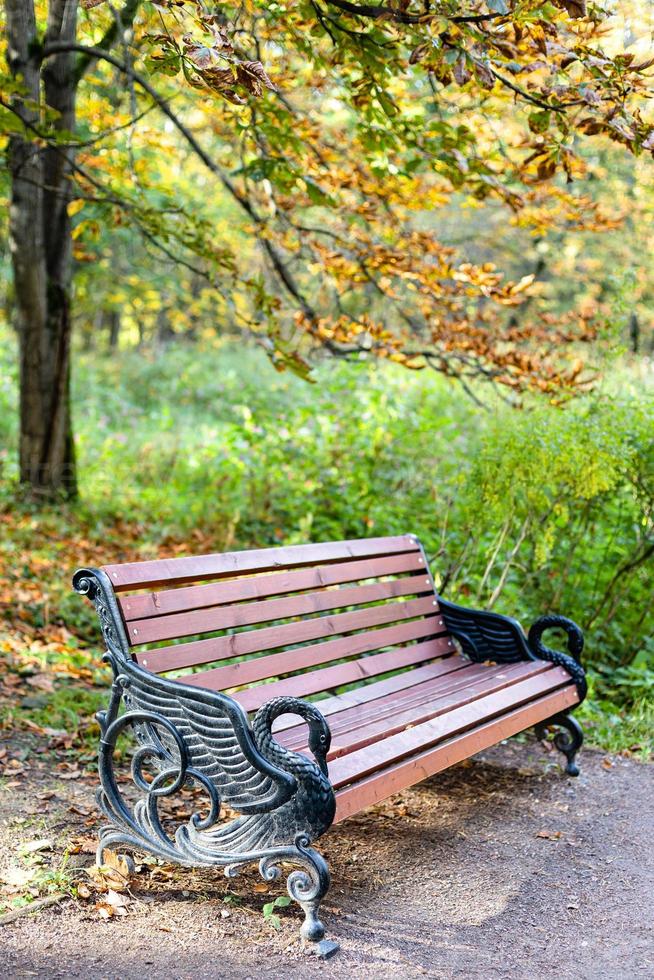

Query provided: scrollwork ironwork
[527,615,587,701]
[73,569,338,949]
[438,596,531,664]
[535,711,584,776]
[438,596,586,773]
[438,598,587,702]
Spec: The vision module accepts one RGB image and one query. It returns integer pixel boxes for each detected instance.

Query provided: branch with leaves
[5,0,652,393]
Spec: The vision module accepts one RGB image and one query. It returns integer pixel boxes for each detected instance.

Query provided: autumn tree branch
[74,0,142,82]
[43,40,319,320]
[324,1,503,25]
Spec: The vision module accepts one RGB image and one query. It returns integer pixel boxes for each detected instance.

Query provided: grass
[577,698,654,761]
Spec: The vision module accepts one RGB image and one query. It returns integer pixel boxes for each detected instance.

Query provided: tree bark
[107,310,121,350]
[6,0,78,497]
[629,312,640,354]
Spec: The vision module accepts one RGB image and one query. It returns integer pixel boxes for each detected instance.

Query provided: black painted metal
[535,712,584,776]
[527,614,587,701]
[437,596,532,664]
[437,596,586,773]
[72,568,336,948]
[438,598,587,702]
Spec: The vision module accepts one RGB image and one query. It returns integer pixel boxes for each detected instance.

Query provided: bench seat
[271,658,578,822]
[73,533,586,954]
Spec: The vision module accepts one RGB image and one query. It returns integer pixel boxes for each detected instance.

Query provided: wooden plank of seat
[277,660,545,748]
[328,667,574,790]
[269,657,471,734]
[281,661,554,760]
[119,552,428,621]
[333,684,579,822]
[126,576,433,646]
[103,535,421,591]
[169,613,448,692]
[139,595,441,673]
[234,640,460,712]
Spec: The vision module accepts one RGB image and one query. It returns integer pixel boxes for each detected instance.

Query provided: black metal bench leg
[535,711,584,776]
[256,839,339,958]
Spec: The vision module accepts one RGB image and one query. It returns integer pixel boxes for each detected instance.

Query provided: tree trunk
[629,312,640,354]
[156,305,174,346]
[107,310,121,350]
[6,0,78,498]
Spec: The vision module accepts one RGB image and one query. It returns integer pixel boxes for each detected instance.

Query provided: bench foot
[535,711,583,776]
[305,938,341,959]
[257,834,334,950]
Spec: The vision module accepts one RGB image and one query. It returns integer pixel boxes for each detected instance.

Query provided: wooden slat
[119,553,428,621]
[290,662,554,760]
[127,576,434,645]
[103,535,421,591]
[138,595,440,673]
[169,613,449,692]
[270,657,471,734]
[277,661,479,741]
[333,685,580,822]
[233,638,458,712]
[278,660,548,752]
[328,667,573,789]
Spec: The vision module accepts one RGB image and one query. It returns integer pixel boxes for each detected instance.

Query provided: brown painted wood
[232,639,458,712]
[269,656,472,734]
[119,553,428,621]
[333,684,579,822]
[300,663,554,760]
[164,613,449,692]
[137,595,441,673]
[327,667,573,789]
[103,535,421,591]
[126,576,434,646]
[278,660,551,755]
[276,660,488,743]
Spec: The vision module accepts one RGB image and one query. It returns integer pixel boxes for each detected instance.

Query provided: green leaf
[528,110,551,134]
[303,177,337,207]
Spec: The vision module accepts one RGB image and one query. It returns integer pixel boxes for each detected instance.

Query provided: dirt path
[1,736,652,980]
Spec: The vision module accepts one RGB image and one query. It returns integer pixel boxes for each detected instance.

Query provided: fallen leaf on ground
[25,674,55,692]
[95,901,115,919]
[68,836,98,855]
[86,850,134,892]
[106,888,130,911]
[0,866,35,888]
[20,838,54,855]
[68,804,92,816]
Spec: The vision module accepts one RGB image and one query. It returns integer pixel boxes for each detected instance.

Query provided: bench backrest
[103,535,455,712]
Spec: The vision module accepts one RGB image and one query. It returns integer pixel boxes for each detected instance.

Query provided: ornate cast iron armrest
[529,618,586,777]
[527,615,587,702]
[72,567,338,950]
[438,595,533,664]
[438,597,586,702]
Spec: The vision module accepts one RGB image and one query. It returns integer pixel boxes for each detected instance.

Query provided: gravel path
[1,736,652,979]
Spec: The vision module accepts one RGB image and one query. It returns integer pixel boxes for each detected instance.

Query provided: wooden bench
[73,534,586,956]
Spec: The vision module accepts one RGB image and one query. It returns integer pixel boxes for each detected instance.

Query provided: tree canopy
[2,1,652,395]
